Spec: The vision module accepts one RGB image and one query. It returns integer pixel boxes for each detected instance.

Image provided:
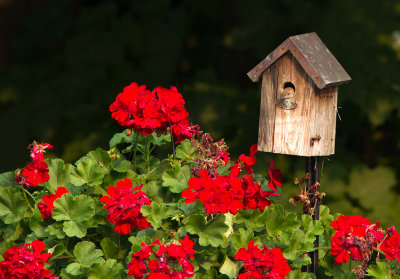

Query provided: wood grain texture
[257,52,338,156]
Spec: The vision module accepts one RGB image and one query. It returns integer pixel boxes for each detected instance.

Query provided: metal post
[305,156,322,277]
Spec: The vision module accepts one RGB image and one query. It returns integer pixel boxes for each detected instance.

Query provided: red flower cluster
[234,240,291,279]
[100,178,151,235]
[38,186,69,219]
[0,240,57,279]
[330,215,384,264]
[380,227,400,263]
[182,145,280,214]
[128,235,195,279]
[15,141,53,187]
[109,82,198,142]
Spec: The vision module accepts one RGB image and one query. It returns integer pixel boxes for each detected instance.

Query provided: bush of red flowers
[0,81,400,278]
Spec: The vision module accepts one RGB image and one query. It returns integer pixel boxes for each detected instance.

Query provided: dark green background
[1,0,400,227]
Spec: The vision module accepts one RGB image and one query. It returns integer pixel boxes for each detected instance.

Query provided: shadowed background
[1,0,400,227]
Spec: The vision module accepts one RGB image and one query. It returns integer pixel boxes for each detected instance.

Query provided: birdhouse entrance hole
[283,82,295,96]
[276,81,297,110]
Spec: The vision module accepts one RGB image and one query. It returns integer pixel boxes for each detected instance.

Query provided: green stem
[133,133,139,171]
[349,258,352,273]
[22,188,36,210]
[146,136,151,172]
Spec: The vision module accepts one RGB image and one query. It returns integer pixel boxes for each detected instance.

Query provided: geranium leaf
[0,187,28,224]
[112,158,133,173]
[141,203,179,230]
[264,204,285,236]
[0,172,17,188]
[367,261,395,279]
[151,132,171,146]
[109,130,135,148]
[52,194,95,238]
[162,163,191,193]
[73,241,104,268]
[184,214,228,247]
[70,158,106,187]
[302,215,324,242]
[66,262,85,276]
[45,158,73,193]
[219,256,241,279]
[88,259,124,279]
[100,238,119,260]
[83,148,112,173]
[235,209,264,231]
[287,270,316,279]
[29,207,49,238]
[231,228,259,251]
[176,139,197,161]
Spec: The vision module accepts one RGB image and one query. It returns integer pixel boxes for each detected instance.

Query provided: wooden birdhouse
[248,32,351,156]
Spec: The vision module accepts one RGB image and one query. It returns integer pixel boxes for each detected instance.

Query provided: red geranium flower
[29,141,54,161]
[234,240,291,279]
[380,231,400,263]
[0,240,57,279]
[100,178,151,235]
[128,236,195,279]
[267,159,282,191]
[329,215,379,263]
[38,187,69,219]
[21,159,50,187]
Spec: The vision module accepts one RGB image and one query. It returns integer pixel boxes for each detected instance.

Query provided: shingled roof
[247,32,351,89]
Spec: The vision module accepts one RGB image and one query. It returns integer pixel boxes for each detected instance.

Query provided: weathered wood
[257,53,338,156]
[248,32,351,89]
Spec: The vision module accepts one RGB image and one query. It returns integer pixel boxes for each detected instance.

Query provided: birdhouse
[248,32,351,156]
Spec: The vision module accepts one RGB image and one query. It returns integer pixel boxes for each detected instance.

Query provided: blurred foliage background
[1,0,400,227]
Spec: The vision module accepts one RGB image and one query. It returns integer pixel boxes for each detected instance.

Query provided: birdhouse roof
[247,32,351,89]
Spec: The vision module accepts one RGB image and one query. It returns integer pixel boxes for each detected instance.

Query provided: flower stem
[146,136,151,172]
[132,133,139,172]
[22,187,36,210]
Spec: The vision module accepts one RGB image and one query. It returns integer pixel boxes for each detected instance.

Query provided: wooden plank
[257,69,276,152]
[259,52,337,156]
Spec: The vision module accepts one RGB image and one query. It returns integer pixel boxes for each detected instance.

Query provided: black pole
[305,156,322,277]
[171,133,176,160]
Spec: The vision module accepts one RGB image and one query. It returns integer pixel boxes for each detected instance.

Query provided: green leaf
[88,259,124,279]
[66,262,84,276]
[109,130,135,148]
[184,214,229,247]
[141,203,179,230]
[84,148,112,173]
[176,139,197,161]
[219,256,241,279]
[231,228,258,251]
[73,241,104,267]
[29,207,49,238]
[70,158,106,187]
[151,132,171,146]
[287,270,316,279]
[52,194,95,238]
[112,158,133,173]
[162,162,191,193]
[46,223,66,239]
[235,209,264,231]
[367,261,394,279]
[100,238,119,260]
[264,204,285,236]
[0,187,28,224]
[0,172,17,188]
[302,215,324,242]
[45,159,73,193]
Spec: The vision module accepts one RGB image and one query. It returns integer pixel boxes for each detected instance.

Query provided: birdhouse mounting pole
[305,156,322,276]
